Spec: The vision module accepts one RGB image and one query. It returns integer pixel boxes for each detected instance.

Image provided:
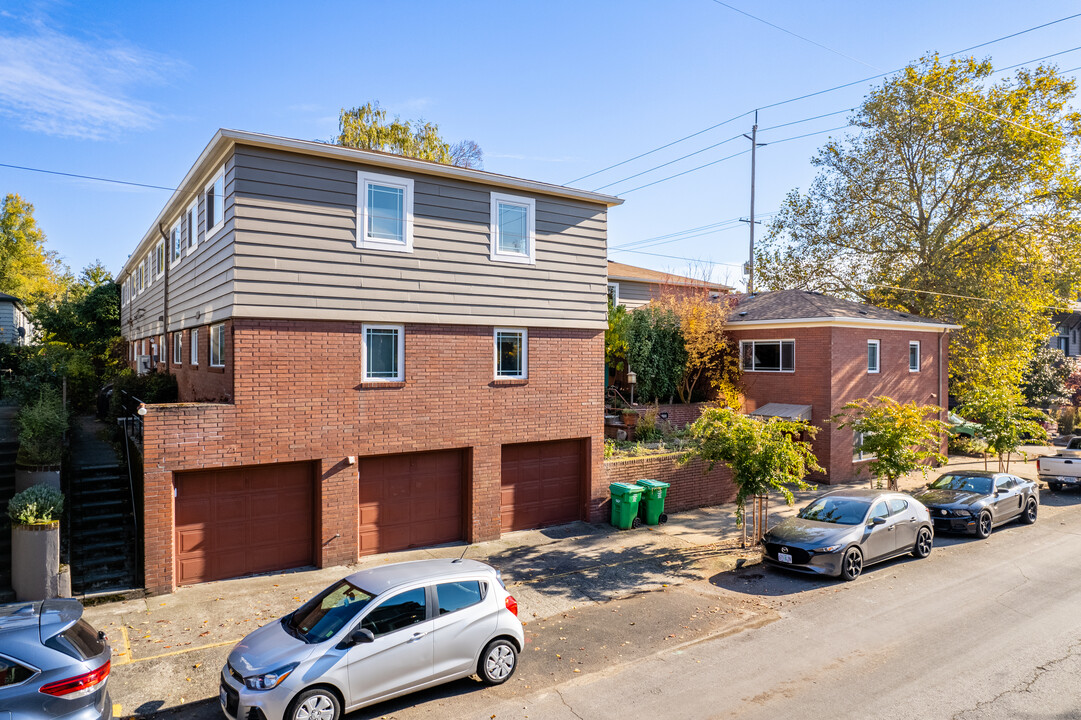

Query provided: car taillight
[39,660,110,699]
[505,595,518,617]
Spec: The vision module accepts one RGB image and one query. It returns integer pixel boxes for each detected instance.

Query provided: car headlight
[812,545,842,553]
[243,663,298,691]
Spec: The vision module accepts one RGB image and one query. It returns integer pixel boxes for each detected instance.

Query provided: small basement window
[362,324,404,381]
[495,328,527,378]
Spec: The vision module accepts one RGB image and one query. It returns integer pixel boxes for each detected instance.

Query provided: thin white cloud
[0,25,180,140]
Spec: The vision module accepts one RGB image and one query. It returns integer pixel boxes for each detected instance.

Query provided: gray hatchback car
[0,599,112,719]
[220,559,524,720]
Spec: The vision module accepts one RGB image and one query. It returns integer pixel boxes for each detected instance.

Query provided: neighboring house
[1049,303,1081,357]
[118,128,622,594]
[607,261,732,309]
[726,290,957,483]
[0,293,35,346]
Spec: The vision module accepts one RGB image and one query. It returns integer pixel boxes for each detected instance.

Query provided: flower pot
[622,411,639,428]
[12,522,61,601]
[15,462,61,493]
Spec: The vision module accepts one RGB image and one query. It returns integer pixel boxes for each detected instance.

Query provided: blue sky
[1,0,1079,289]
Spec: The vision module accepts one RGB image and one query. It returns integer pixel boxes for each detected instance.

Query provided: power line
[0,162,182,193]
[592,132,746,192]
[612,215,747,250]
[995,45,1081,73]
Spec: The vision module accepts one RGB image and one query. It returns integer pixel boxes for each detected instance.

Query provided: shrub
[1058,405,1078,435]
[107,369,179,421]
[948,434,988,457]
[16,389,68,465]
[8,484,64,525]
[636,406,662,443]
[604,439,615,459]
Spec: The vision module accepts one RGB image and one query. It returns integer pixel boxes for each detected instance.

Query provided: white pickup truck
[1037,437,1081,491]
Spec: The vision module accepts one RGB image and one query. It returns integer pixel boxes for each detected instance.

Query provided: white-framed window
[361,324,404,382]
[740,340,794,372]
[490,192,536,265]
[210,323,225,367]
[186,200,198,255]
[173,332,182,365]
[867,339,880,374]
[204,167,225,239]
[494,328,527,379]
[171,222,181,264]
[143,254,151,287]
[854,431,876,461]
[156,240,165,278]
[190,328,199,366]
[909,341,920,372]
[357,170,414,253]
[608,282,620,306]
[135,263,142,293]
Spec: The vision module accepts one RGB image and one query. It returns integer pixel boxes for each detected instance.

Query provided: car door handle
[409,631,429,641]
[907,517,918,523]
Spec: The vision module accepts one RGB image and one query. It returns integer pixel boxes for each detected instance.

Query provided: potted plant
[8,483,65,601]
[621,408,640,428]
[15,390,67,492]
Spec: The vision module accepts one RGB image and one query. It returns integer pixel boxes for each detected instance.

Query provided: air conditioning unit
[137,355,152,375]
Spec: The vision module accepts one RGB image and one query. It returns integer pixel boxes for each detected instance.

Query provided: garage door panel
[358,449,463,556]
[175,462,314,586]
[501,439,584,533]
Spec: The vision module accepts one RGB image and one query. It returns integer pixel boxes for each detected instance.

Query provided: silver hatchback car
[220,559,524,720]
[0,599,112,719]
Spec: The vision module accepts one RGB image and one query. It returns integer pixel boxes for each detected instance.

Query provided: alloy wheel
[295,694,336,720]
[978,512,992,538]
[842,549,863,580]
[486,644,515,681]
[915,528,932,558]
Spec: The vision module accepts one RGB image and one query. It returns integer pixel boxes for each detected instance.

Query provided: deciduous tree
[756,55,1081,397]
[1020,345,1072,407]
[0,194,69,310]
[626,303,685,403]
[957,387,1048,472]
[336,102,483,168]
[654,290,740,405]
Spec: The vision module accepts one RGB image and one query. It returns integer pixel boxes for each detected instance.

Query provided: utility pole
[742,111,767,294]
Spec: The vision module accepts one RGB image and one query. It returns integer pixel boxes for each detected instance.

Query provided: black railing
[116,389,144,584]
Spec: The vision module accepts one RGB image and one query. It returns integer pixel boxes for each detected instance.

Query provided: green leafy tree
[832,397,948,490]
[683,407,821,535]
[655,291,739,404]
[957,387,1048,472]
[0,193,70,310]
[626,304,686,403]
[1020,345,1072,407]
[336,102,483,169]
[605,297,630,373]
[756,55,1081,397]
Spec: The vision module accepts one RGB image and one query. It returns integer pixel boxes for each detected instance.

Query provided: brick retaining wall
[603,452,735,515]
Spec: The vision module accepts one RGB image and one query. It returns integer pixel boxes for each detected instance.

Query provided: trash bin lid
[635,478,670,489]
[609,482,644,497]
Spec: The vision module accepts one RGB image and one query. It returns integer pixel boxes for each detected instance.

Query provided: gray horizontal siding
[229,145,608,329]
[614,279,654,310]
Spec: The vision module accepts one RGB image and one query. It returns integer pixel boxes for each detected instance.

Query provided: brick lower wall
[141,319,604,594]
[602,453,735,519]
[621,402,709,429]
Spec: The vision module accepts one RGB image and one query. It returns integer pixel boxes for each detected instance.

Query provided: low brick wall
[602,452,735,517]
[619,402,710,430]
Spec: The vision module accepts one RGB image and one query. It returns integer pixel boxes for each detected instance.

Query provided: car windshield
[929,474,993,494]
[797,497,868,525]
[284,580,375,643]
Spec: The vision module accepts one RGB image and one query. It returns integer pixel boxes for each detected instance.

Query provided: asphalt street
[145,486,1081,720]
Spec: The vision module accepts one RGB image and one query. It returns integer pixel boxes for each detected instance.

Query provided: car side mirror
[870,516,887,526]
[341,627,374,648]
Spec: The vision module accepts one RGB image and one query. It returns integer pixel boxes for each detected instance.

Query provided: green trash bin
[609,482,644,530]
[635,478,670,525]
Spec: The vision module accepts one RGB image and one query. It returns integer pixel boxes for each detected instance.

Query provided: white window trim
[173,332,182,365]
[909,341,921,372]
[209,323,225,367]
[186,200,199,256]
[494,327,528,379]
[204,167,226,241]
[356,170,414,253]
[490,192,536,265]
[740,339,795,373]
[190,328,199,366]
[171,221,182,266]
[608,282,620,306]
[143,254,152,288]
[361,324,405,382]
[156,241,165,279]
[867,339,881,374]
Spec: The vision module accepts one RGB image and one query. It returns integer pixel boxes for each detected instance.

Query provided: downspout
[157,223,171,376]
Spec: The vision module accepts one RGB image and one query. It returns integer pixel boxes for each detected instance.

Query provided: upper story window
[740,340,794,373]
[186,200,198,255]
[361,324,404,382]
[173,332,182,365]
[155,240,165,278]
[495,328,527,379]
[909,341,920,372]
[171,222,181,263]
[210,323,225,367]
[357,171,414,253]
[204,168,225,239]
[190,328,199,366]
[608,282,620,306]
[490,192,536,265]
[867,339,880,374]
[142,254,151,288]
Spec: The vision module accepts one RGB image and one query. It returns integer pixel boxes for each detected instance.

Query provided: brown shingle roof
[607,261,733,291]
[728,289,952,326]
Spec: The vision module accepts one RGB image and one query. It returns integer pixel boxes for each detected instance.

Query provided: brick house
[118,129,622,594]
[726,289,956,483]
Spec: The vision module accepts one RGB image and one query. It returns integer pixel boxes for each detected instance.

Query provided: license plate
[778,553,793,563]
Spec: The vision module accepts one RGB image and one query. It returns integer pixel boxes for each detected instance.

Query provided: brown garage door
[501,439,584,532]
[358,449,464,556]
[175,462,314,586]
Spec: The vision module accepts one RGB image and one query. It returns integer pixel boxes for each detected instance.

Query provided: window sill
[491,378,528,387]
[208,365,225,374]
[357,240,413,254]
[490,252,535,265]
[359,381,405,389]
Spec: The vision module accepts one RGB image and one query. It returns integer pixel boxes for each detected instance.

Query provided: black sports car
[912,470,1038,539]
